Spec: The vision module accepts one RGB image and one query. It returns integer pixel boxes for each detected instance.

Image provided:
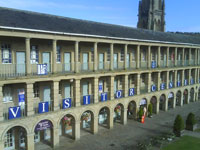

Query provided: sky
[0,0,199,32]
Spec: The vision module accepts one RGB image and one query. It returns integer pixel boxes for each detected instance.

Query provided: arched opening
[80,110,94,135]
[98,107,110,128]
[34,120,53,149]
[59,114,75,140]
[183,89,188,104]
[168,92,174,110]
[190,88,195,102]
[139,98,147,115]
[114,103,124,124]
[159,94,166,111]
[150,96,157,114]
[4,126,27,150]
[198,87,200,101]
[127,101,137,119]
[176,91,182,106]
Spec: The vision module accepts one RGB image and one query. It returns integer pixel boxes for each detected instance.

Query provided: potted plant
[173,115,185,137]
[186,112,197,131]
[148,104,153,118]
[138,108,144,122]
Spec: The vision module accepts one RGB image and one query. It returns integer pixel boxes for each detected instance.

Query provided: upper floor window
[1,44,11,64]
[3,86,12,103]
[56,46,61,63]
[30,46,39,64]
[34,83,39,98]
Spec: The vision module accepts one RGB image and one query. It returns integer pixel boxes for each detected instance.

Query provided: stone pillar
[175,47,177,66]
[73,121,80,140]
[182,70,185,86]
[75,41,79,73]
[26,133,35,150]
[124,44,128,69]
[165,99,168,111]
[123,74,128,97]
[122,108,127,125]
[136,45,140,69]
[52,39,57,73]
[94,42,98,71]
[174,70,177,88]
[92,116,98,134]
[182,48,185,66]
[109,76,115,100]
[108,110,114,129]
[148,46,151,68]
[110,43,114,71]
[25,38,31,75]
[26,82,34,116]
[0,85,3,121]
[156,101,159,114]
[166,71,169,89]
[166,47,169,67]
[173,97,176,109]
[157,47,161,67]
[93,77,99,103]
[157,72,161,91]
[147,73,151,92]
[0,140,4,150]
[51,127,60,148]
[53,80,60,111]
[74,79,80,106]
[136,74,140,95]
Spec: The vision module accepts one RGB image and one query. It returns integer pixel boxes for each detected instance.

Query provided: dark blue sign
[35,120,53,131]
[83,95,90,105]
[116,90,122,99]
[101,93,107,102]
[129,88,135,96]
[184,79,188,86]
[160,83,165,90]
[151,61,157,68]
[37,64,48,75]
[62,98,71,109]
[18,90,25,103]
[177,81,181,87]
[151,85,156,92]
[190,79,194,85]
[38,102,49,113]
[169,82,173,89]
[9,106,21,120]
[99,84,103,92]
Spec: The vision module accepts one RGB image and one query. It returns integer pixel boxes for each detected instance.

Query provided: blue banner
[101,93,107,102]
[169,82,173,89]
[129,88,135,96]
[190,79,194,85]
[38,102,49,113]
[160,83,165,90]
[151,61,157,68]
[83,95,90,105]
[9,106,21,120]
[116,90,122,99]
[37,64,48,75]
[184,79,188,86]
[177,81,181,87]
[99,83,103,93]
[18,90,25,103]
[62,98,72,109]
[151,85,156,92]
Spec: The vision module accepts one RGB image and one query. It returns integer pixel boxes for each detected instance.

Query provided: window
[107,48,110,61]
[132,50,135,61]
[1,44,11,63]
[3,86,12,103]
[4,129,13,148]
[34,83,39,98]
[56,46,61,63]
[30,46,39,64]
[121,48,124,61]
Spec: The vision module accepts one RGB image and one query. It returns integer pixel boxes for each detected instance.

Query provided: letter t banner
[9,106,21,120]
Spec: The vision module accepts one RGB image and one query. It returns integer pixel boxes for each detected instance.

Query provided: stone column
[123,74,128,97]
[148,46,151,68]
[74,79,81,106]
[93,77,99,103]
[92,115,98,134]
[0,140,4,150]
[0,85,3,121]
[182,70,185,86]
[166,71,169,89]
[189,48,191,66]
[53,80,60,111]
[156,101,159,114]
[75,41,79,73]
[25,38,31,75]
[122,108,127,125]
[136,74,140,95]
[148,73,151,92]
[182,48,185,66]
[52,39,57,73]
[157,72,161,91]
[124,44,128,69]
[175,47,177,66]
[110,43,114,71]
[73,121,80,140]
[166,47,169,67]
[136,45,140,69]
[174,70,177,88]
[157,47,161,67]
[109,76,115,100]
[51,127,60,148]
[26,133,35,150]
[108,109,114,129]
[94,42,98,71]
[26,82,34,116]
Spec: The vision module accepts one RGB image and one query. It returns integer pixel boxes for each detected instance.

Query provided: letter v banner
[9,106,21,120]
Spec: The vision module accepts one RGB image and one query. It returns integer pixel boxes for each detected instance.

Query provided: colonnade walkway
[38,101,200,150]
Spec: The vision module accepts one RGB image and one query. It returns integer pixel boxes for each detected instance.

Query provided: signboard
[177,81,181,87]
[37,64,48,75]
[151,85,156,92]
[83,95,90,105]
[168,92,174,98]
[116,90,122,99]
[129,88,135,96]
[99,81,103,93]
[35,120,52,131]
[184,79,188,86]
[190,79,194,85]
[151,61,157,68]
[18,89,25,108]
[62,98,72,109]
[9,106,21,120]
[169,82,173,89]
[160,83,165,90]
[38,101,49,113]
[101,93,107,102]
[140,99,147,105]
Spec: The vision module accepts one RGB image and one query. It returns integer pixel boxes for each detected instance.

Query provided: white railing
[34,100,54,114]
[0,64,26,78]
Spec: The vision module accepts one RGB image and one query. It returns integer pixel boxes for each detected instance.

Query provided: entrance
[159,94,166,111]
[64,53,71,71]
[168,92,174,110]
[127,101,137,119]
[176,91,182,106]
[99,107,109,128]
[99,53,104,69]
[114,53,118,69]
[82,53,88,70]
[150,96,157,114]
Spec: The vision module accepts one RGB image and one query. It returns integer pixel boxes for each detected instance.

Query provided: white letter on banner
[129,88,134,96]
[10,107,20,118]
[116,91,122,98]
[42,103,46,112]
[64,99,70,108]
[85,96,88,104]
[101,93,106,101]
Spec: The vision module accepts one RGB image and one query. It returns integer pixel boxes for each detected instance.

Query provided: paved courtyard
[37,101,200,150]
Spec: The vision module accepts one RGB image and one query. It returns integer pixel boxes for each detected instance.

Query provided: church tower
[137,0,165,32]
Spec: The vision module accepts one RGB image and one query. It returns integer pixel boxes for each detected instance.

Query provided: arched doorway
[4,126,27,150]
[168,92,174,110]
[127,101,137,119]
[190,88,195,102]
[114,104,124,123]
[59,114,75,140]
[34,120,53,149]
[150,96,157,114]
[159,94,166,111]
[99,107,110,128]
[183,89,188,104]
[80,111,94,134]
[176,91,182,106]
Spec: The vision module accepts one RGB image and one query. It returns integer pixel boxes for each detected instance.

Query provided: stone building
[0,7,200,150]
[137,0,165,32]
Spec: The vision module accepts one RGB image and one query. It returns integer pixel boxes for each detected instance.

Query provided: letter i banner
[38,101,49,113]
[9,106,21,119]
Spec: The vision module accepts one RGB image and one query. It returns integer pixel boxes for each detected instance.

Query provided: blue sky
[0,0,199,32]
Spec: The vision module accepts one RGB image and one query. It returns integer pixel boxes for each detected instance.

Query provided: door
[64,53,71,71]
[82,82,88,96]
[16,52,25,74]
[64,83,71,98]
[82,53,88,70]
[43,86,51,102]
[114,53,118,69]
[99,53,104,69]
[126,53,130,68]
[42,52,50,72]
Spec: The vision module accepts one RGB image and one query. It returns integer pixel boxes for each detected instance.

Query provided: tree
[173,115,184,136]
[186,113,196,126]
